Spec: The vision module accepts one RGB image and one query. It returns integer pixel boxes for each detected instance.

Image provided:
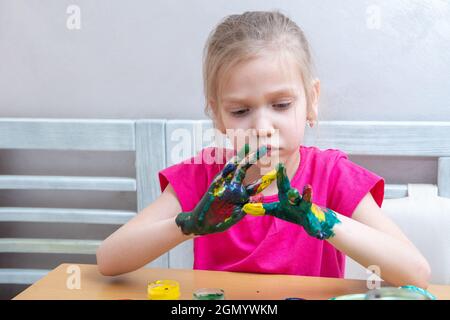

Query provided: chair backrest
[0,118,166,285]
[2,119,450,285]
[164,120,450,279]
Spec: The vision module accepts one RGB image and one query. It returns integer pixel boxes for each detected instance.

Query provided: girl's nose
[251,115,275,138]
[251,127,275,138]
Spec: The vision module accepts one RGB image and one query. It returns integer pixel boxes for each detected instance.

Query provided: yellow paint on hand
[311,204,325,222]
[256,169,277,193]
[243,203,266,216]
[213,185,225,197]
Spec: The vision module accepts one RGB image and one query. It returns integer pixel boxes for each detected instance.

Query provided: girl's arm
[243,163,432,288]
[96,183,193,276]
[97,144,272,276]
[326,192,432,288]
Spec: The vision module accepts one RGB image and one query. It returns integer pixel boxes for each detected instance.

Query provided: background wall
[0,0,449,299]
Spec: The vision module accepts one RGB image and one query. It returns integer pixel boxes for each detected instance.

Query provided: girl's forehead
[219,53,303,102]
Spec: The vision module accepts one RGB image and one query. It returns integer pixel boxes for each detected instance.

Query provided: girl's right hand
[243,163,341,240]
[175,144,277,235]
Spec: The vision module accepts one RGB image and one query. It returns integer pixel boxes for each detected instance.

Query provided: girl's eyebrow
[265,88,297,99]
[222,87,297,104]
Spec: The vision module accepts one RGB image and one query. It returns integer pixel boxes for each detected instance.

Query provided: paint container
[329,293,366,300]
[147,280,180,300]
[365,287,434,300]
[193,288,225,300]
[400,285,437,300]
[329,286,436,300]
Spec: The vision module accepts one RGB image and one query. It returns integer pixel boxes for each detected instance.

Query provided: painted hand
[242,163,341,240]
[175,144,277,236]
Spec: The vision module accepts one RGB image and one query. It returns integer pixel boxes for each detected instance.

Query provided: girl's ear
[308,79,320,121]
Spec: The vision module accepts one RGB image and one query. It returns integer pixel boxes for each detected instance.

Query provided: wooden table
[13,263,450,300]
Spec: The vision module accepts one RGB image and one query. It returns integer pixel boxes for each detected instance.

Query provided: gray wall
[1,0,449,120]
[0,0,449,298]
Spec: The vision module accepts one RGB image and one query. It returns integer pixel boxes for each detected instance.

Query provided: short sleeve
[327,152,385,218]
[158,150,209,213]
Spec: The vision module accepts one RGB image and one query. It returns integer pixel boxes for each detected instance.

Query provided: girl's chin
[256,153,283,170]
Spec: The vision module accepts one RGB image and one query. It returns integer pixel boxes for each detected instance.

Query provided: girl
[96,10,431,288]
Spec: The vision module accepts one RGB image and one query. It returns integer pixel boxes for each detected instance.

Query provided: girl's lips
[265,145,281,156]
[249,144,280,157]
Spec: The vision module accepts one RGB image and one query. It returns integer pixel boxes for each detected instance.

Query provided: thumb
[302,184,313,203]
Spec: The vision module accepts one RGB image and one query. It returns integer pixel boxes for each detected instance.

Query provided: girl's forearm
[97,216,193,276]
[326,213,431,288]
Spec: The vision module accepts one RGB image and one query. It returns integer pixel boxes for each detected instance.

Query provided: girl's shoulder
[300,145,349,170]
[167,146,233,170]
[158,147,233,211]
[299,145,384,216]
[301,145,348,158]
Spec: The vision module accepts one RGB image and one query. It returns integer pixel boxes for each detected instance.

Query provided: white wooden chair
[1,119,449,285]
[164,120,450,284]
[0,118,167,285]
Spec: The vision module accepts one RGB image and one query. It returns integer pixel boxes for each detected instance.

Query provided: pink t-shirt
[158,145,384,278]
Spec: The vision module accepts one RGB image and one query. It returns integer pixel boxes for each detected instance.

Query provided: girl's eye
[230,109,249,117]
[273,102,292,110]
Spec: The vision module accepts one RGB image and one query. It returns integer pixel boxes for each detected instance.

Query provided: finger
[210,144,250,190]
[222,143,250,177]
[302,184,313,203]
[287,188,301,205]
[232,145,269,184]
[221,163,237,179]
[276,163,291,194]
[245,168,277,195]
[243,201,279,216]
[215,164,235,187]
[209,171,227,194]
[235,143,251,163]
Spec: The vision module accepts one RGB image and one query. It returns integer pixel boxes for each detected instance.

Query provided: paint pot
[329,293,366,300]
[193,288,225,300]
[400,285,437,300]
[330,286,436,300]
[147,279,180,300]
[365,287,433,300]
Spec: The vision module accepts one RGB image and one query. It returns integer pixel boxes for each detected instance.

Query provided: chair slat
[0,207,135,224]
[135,120,169,268]
[0,238,101,254]
[0,175,136,191]
[166,120,450,157]
[304,121,450,156]
[438,157,450,198]
[135,120,166,211]
[165,120,213,270]
[0,118,135,151]
[0,118,161,286]
[385,184,408,199]
[0,269,50,285]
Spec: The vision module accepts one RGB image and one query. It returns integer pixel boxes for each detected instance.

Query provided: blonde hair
[202,10,316,126]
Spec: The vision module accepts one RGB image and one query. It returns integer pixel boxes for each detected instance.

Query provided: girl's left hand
[242,163,341,240]
[175,144,277,236]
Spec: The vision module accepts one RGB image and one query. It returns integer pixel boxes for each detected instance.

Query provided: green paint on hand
[243,163,341,240]
[175,144,276,235]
